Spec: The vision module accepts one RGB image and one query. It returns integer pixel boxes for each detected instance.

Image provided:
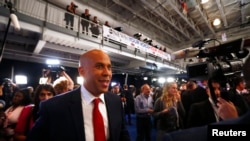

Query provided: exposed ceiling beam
[240,0,247,24]
[112,0,182,42]
[0,31,38,45]
[33,40,46,54]
[196,3,216,36]
[167,0,204,38]
[140,0,191,39]
[216,0,228,27]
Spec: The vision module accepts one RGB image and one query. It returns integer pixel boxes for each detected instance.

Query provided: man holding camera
[65,2,78,30]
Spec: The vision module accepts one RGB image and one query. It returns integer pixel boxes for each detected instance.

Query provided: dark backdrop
[0,59,154,89]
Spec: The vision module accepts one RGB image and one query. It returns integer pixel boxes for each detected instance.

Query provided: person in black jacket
[81,9,91,34]
[26,49,131,141]
[64,2,77,30]
[121,84,135,125]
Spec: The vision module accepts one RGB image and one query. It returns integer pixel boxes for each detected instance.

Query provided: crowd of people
[0,67,75,141]
[1,2,250,140]
[0,48,250,141]
[63,1,168,52]
[64,1,105,38]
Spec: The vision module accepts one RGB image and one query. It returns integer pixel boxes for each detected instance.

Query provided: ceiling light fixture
[213,18,221,26]
[201,0,209,4]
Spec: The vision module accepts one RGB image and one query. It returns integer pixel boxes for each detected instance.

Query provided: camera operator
[39,69,52,85]
[52,66,74,95]
[64,2,78,30]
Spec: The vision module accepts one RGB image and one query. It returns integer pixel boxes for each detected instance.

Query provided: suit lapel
[104,93,116,141]
[69,88,85,141]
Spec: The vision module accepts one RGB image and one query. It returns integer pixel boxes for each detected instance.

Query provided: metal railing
[0,0,183,70]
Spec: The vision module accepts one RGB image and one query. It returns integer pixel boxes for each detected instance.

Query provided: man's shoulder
[43,88,80,105]
[105,92,120,99]
[190,99,209,108]
[163,126,207,141]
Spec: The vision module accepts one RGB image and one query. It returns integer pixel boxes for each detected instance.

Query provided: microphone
[10,13,20,31]
[171,47,201,60]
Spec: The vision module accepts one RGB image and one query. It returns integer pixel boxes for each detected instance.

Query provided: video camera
[185,38,250,104]
[186,38,249,80]
[43,65,66,77]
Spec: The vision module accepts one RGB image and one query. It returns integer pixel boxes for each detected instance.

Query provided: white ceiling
[49,0,250,51]
[1,0,250,78]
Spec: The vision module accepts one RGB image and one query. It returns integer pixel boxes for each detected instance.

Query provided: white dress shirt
[208,97,220,122]
[80,85,109,141]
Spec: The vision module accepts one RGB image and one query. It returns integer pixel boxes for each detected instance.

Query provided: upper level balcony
[0,0,185,77]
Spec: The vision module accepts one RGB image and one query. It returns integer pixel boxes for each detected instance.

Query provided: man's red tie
[93,98,105,141]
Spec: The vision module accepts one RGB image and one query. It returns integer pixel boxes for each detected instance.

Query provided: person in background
[26,49,130,141]
[122,84,134,125]
[0,78,4,101]
[14,84,56,141]
[1,78,18,110]
[25,86,34,101]
[162,55,250,141]
[64,2,78,30]
[53,69,74,95]
[153,82,185,141]
[90,16,100,38]
[186,78,225,128]
[134,83,154,141]
[0,110,7,141]
[112,84,126,111]
[181,80,208,128]
[104,21,111,27]
[3,88,31,141]
[53,79,69,95]
[81,8,91,35]
[228,76,249,116]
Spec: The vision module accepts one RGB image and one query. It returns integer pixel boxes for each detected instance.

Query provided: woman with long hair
[14,84,56,141]
[153,82,185,141]
[3,88,32,141]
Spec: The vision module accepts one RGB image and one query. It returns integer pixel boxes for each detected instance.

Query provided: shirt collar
[81,84,105,105]
[208,97,216,107]
[236,89,241,94]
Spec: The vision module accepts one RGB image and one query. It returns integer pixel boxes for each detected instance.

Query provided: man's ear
[78,67,85,76]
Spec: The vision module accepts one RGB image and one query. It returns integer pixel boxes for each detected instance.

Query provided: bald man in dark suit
[27,49,130,141]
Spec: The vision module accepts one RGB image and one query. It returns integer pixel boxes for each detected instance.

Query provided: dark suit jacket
[163,110,250,141]
[181,86,208,127]
[228,89,249,116]
[26,87,130,141]
[187,99,216,128]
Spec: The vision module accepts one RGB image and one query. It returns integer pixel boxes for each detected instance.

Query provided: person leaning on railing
[64,2,78,30]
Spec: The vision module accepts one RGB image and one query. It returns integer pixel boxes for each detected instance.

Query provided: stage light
[158,77,166,84]
[213,18,221,26]
[46,59,60,65]
[15,75,27,84]
[166,77,175,83]
[111,82,118,87]
[201,0,209,4]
